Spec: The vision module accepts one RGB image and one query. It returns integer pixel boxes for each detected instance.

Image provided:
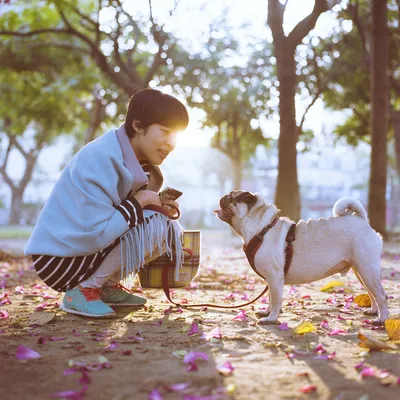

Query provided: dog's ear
[234,191,257,209]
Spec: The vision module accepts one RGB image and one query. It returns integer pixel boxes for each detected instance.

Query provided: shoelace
[80,287,102,301]
[115,282,135,294]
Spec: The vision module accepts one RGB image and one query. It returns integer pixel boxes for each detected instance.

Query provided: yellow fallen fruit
[385,319,400,341]
[293,321,316,335]
[354,294,371,307]
[320,281,344,293]
[358,331,395,351]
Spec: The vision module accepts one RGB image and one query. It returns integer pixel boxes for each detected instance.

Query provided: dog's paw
[256,311,270,318]
[258,317,280,325]
[256,309,282,318]
[371,318,385,326]
[362,308,378,316]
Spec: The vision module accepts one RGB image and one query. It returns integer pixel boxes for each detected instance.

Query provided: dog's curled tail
[332,197,368,221]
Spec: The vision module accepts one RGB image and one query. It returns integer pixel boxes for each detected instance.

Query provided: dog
[214,190,389,325]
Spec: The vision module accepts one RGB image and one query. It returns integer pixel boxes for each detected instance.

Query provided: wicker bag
[138,230,201,289]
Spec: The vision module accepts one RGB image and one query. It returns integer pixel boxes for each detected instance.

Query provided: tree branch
[29,41,92,56]
[0,29,72,37]
[0,137,15,190]
[288,0,341,49]
[267,0,285,47]
[61,0,100,30]
[346,0,369,64]
[9,135,29,158]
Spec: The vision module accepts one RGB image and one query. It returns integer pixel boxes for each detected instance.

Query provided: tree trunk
[83,87,106,145]
[368,0,388,236]
[231,118,242,190]
[8,189,24,225]
[0,135,40,225]
[231,159,242,190]
[274,52,300,220]
[392,110,400,177]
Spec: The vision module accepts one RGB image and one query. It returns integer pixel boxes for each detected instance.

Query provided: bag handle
[161,265,269,309]
[144,204,180,220]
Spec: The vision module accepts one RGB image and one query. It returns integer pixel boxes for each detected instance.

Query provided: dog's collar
[243,215,296,279]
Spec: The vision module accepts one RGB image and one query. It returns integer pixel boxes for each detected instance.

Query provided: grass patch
[0,226,32,239]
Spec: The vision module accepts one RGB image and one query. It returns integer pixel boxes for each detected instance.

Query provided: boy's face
[132,123,178,165]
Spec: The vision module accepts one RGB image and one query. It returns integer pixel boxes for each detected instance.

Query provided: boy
[24,89,189,318]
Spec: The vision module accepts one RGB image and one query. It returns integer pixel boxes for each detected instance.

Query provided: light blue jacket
[24,124,163,257]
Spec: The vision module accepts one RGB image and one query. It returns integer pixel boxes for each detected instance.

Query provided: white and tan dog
[215,190,389,325]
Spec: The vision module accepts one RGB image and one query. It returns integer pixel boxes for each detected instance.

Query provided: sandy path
[0,230,399,400]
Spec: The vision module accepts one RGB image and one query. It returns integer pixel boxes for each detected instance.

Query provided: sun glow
[175,108,213,148]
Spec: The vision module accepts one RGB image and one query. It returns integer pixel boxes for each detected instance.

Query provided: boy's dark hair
[125,89,189,138]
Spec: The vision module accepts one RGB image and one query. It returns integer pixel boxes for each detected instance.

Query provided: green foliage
[158,22,273,165]
[315,0,400,145]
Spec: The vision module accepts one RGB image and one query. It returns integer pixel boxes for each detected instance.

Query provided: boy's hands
[132,190,162,208]
[132,191,180,215]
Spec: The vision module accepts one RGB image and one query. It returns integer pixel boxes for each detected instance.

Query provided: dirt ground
[0,230,399,400]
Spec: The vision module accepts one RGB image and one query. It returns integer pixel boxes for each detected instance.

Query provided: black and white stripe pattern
[31,241,118,292]
[116,197,144,229]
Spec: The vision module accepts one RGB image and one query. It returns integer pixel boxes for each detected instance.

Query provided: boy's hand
[132,190,162,208]
[161,199,180,214]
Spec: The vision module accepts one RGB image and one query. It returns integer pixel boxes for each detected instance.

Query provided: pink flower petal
[328,328,347,336]
[379,370,390,379]
[278,322,289,331]
[320,320,329,329]
[0,310,9,319]
[314,344,326,353]
[121,350,132,356]
[183,352,209,364]
[16,345,41,360]
[299,384,317,393]
[127,335,144,342]
[0,292,11,305]
[104,340,118,351]
[354,362,365,370]
[205,327,222,340]
[52,386,88,399]
[63,367,79,376]
[217,361,235,376]
[232,310,248,322]
[14,285,24,294]
[165,382,191,392]
[288,286,299,295]
[186,362,198,372]
[79,371,91,385]
[360,367,375,378]
[188,322,199,336]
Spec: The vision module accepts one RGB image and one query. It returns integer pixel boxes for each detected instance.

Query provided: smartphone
[159,186,183,201]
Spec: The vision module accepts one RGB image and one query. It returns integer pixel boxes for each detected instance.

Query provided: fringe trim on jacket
[119,210,184,282]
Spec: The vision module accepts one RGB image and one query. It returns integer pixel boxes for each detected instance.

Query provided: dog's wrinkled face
[214,190,258,229]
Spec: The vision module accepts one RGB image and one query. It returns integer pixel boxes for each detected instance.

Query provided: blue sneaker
[101,283,147,307]
[60,286,116,318]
